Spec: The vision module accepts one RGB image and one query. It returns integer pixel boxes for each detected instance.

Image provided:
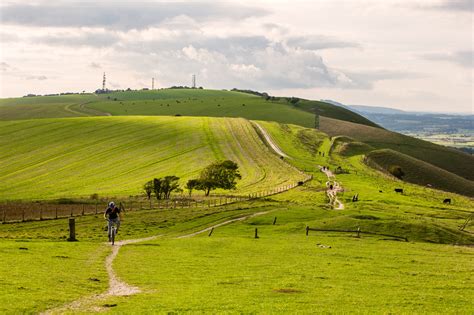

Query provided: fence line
[0,174,313,224]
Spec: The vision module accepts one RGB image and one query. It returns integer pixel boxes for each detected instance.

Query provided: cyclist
[104,201,121,241]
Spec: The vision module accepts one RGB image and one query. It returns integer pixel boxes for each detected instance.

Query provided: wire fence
[0,175,312,224]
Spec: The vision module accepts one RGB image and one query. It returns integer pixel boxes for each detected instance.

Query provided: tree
[152,176,180,200]
[153,178,164,200]
[186,179,200,197]
[162,176,180,199]
[143,180,153,200]
[196,160,241,196]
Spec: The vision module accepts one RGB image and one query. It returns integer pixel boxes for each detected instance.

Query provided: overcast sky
[0,0,472,113]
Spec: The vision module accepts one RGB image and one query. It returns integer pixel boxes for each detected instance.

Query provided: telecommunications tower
[192,74,196,88]
[102,72,106,91]
[152,77,155,90]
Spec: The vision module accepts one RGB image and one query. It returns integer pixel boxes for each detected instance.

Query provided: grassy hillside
[1,119,473,313]
[0,116,304,201]
[320,116,474,181]
[0,89,378,129]
[0,94,102,120]
[366,149,474,197]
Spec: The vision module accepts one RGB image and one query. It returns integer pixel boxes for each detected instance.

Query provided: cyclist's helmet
[108,201,115,208]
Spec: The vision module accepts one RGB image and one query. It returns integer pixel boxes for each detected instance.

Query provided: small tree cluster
[143,176,181,200]
[186,160,241,196]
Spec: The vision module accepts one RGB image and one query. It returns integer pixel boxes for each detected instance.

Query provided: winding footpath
[44,211,272,314]
[253,122,289,158]
[320,166,345,210]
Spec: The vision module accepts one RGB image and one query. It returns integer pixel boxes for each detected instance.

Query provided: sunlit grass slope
[0,116,303,201]
[320,116,474,181]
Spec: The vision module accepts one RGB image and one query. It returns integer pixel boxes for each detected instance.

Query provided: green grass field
[0,116,305,201]
[1,89,473,313]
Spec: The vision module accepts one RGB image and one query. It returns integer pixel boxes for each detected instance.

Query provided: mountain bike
[107,219,119,245]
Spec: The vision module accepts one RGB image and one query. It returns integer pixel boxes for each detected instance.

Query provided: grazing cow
[329,184,333,190]
[298,181,304,186]
[443,198,451,204]
[394,188,403,194]
[379,190,383,193]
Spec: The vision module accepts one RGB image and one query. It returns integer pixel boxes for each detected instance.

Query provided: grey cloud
[0,62,12,72]
[1,2,268,30]
[89,62,102,69]
[341,70,424,89]
[421,51,473,68]
[286,35,360,50]
[428,0,473,12]
[25,75,48,80]
[38,32,121,47]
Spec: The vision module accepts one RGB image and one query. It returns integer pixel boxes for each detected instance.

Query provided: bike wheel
[111,227,115,245]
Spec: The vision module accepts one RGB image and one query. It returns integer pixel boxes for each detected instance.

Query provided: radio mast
[102,72,106,91]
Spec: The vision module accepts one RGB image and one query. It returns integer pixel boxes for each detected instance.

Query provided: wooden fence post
[39,204,43,221]
[82,204,85,216]
[3,208,6,223]
[306,226,309,236]
[356,227,361,238]
[67,218,77,241]
[70,206,73,217]
[208,227,214,237]
[273,217,277,225]
[254,228,259,239]
[22,207,25,222]
[95,200,98,214]
[55,206,58,219]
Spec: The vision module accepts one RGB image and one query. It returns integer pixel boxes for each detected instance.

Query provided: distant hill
[0,89,379,129]
[321,100,406,115]
[320,116,474,182]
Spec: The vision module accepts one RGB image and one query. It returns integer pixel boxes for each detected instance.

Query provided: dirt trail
[44,210,271,314]
[320,166,344,210]
[253,122,289,158]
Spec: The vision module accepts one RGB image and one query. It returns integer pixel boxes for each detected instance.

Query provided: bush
[388,165,405,179]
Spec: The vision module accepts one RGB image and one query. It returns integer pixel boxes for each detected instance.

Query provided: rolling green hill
[0,116,305,201]
[320,116,474,181]
[0,94,102,120]
[366,149,474,197]
[0,89,378,129]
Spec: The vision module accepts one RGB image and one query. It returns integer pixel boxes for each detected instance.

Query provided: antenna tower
[152,77,155,90]
[192,74,196,88]
[102,72,106,91]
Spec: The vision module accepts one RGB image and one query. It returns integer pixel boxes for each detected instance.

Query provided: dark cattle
[443,198,451,204]
[280,156,284,160]
[394,188,403,194]
[298,181,304,186]
[379,190,383,193]
[329,184,333,190]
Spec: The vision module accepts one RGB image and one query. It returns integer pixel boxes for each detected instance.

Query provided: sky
[0,0,472,113]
